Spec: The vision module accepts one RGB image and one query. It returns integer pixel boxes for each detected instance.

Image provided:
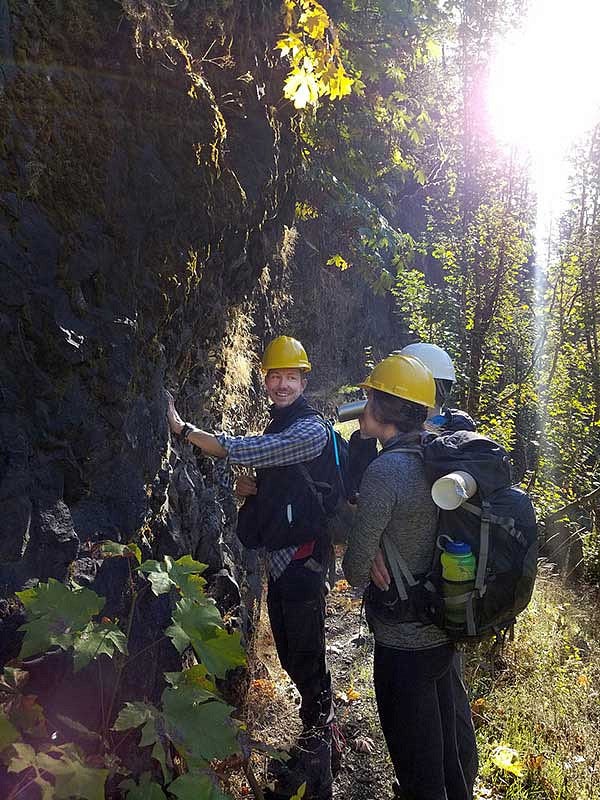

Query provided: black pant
[373,643,477,800]
[267,559,332,729]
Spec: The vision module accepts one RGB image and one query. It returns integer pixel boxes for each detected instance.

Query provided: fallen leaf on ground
[471,698,486,714]
[525,754,545,772]
[333,579,350,592]
[490,745,524,777]
[353,736,375,754]
[346,685,361,701]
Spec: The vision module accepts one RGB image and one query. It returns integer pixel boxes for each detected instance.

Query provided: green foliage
[100,540,142,565]
[466,576,600,799]
[8,742,109,800]
[167,597,246,678]
[16,576,127,672]
[162,684,239,764]
[0,711,19,751]
[289,783,307,800]
[3,545,250,799]
[121,773,168,800]
[113,700,171,782]
[139,555,208,599]
[168,773,231,800]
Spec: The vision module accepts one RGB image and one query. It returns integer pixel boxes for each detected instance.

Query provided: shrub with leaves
[0,543,249,800]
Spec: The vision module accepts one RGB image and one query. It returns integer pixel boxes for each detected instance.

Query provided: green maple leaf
[100,540,142,564]
[8,743,107,800]
[17,580,105,660]
[195,627,246,678]
[121,772,168,800]
[162,685,239,762]
[38,745,108,800]
[139,556,208,599]
[166,599,245,678]
[168,772,232,800]
[164,665,217,695]
[112,701,156,731]
[138,559,173,595]
[72,622,128,671]
[113,702,170,782]
[0,712,20,751]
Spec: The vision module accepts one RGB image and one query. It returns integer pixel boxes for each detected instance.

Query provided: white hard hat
[399,343,456,382]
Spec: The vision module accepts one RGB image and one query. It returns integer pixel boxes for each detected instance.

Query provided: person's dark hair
[435,378,453,408]
[370,389,427,432]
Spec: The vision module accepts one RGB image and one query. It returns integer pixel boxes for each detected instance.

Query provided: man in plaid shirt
[167,336,337,800]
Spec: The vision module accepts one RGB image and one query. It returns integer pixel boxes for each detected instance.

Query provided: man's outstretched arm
[166,392,227,458]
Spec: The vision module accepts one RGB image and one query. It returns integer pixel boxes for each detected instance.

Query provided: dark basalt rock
[0,0,295,704]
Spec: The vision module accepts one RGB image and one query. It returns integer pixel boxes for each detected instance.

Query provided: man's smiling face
[264,368,307,408]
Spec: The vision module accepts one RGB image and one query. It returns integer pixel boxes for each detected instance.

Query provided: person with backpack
[167,335,340,800]
[341,353,478,800]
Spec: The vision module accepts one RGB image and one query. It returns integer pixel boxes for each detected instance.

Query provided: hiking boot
[265,729,333,800]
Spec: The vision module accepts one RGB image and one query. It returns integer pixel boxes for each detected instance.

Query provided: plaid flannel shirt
[217,415,328,579]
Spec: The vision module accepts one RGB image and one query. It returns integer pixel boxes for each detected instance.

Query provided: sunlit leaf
[17,580,105,660]
[99,540,142,564]
[283,67,320,109]
[327,254,351,270]
[490,745,524,777]
[166,598,246,677]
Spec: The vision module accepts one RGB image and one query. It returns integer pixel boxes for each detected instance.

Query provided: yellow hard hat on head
[360,354,435,407]
[261,336,312,373]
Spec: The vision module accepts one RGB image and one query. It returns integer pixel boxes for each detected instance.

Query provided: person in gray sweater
[342,354,477,800]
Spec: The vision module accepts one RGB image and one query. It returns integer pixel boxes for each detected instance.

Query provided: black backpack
[380,430,538,640]
[297,421,350,521]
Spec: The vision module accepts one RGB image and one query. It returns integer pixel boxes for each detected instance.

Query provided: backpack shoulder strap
[380,533,419,601]
[297,463,328,514]
[381,446,424,460]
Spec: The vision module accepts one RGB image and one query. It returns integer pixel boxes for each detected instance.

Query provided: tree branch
[545,485,600,523]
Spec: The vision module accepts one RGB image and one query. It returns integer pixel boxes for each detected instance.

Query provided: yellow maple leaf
[576,673,589,686]
[275,32,304,59]
[327,254,351,270]
[283,0,295,29]
[299,4,330,39]
[490,745,524,777]
[283,67,320,109]
[325,62,354,101]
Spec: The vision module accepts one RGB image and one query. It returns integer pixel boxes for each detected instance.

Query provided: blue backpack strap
[327,420,348,498]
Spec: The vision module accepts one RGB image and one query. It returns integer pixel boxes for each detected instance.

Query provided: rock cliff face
[0,0,296,668]
[0,0,402,717]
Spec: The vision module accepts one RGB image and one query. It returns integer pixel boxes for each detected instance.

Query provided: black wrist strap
[180,423,193,441]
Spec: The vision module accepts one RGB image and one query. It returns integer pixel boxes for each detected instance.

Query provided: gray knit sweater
[342,433,450,650]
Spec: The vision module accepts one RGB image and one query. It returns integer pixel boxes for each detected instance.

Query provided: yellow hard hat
[261,336,312,373]
[360,354,435,407]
